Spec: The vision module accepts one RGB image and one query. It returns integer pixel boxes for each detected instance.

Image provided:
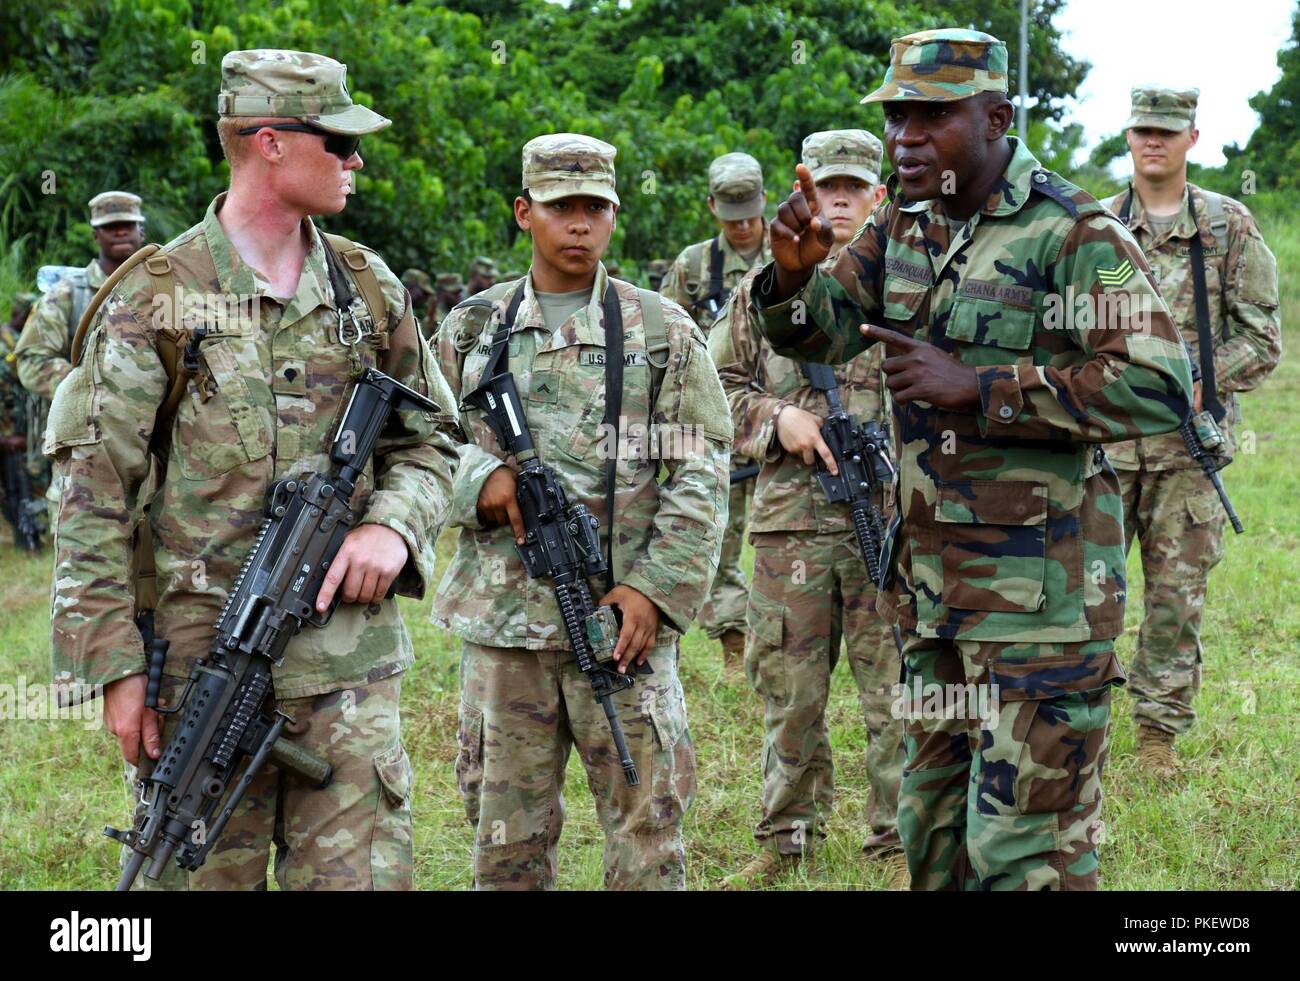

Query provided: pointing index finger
[862,323,921,351]
[795,163,820,216]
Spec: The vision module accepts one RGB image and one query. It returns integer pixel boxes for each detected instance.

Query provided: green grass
[2,214,1298,891]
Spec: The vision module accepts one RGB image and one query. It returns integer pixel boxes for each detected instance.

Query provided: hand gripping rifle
[107,368,438,890]
[800,363,904,655]
[463,317,642,786]
[1182,357,1244,534]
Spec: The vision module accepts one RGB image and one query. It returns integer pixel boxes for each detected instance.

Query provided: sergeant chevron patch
[1097,259,1135,288]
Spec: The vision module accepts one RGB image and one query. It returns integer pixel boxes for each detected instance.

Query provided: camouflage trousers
[455,640,696,890]
[698,467,752,638]
[745,531,905,854]
[121,673,413,890]
[898,635,1123,890]
[1117,466,1226,735]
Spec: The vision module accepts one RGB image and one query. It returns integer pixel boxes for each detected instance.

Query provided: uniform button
[998,405,1014,419]
[1033,172,1048,184]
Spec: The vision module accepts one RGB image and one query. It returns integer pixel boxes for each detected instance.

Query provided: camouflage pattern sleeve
[750,213,891,364]
[46,291,163,691]
[1215,205,1282,394]
[657,249,694,316]
[619,306,732,634]
[708,270,785,462]
[14,281,75,399]
[433,303,510,531]
[972,215,1193,443]
[359,255,462,599]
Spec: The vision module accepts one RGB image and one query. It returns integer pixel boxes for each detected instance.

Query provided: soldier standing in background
[711,130,908,889]
[401,267,434,337]
[466,255,499,295]
[16,192,146,521]
[46,49,460,890]
[661,152,771,671]
[433,272,466,324]
[751,29,1194,889]
[645,259,671,292]
[1103,86,1281,778]
[433,133,730,890]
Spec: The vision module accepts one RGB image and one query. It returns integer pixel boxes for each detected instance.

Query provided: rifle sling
[488,281,622,592]
[1119,187,1223,421]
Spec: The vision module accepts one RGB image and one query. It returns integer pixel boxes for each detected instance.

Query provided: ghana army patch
[1096,259,1136,288]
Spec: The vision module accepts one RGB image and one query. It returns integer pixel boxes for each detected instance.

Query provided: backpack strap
[64,269,93,360]
[1201,189,1229,251]
[322,231,390,351]
[636,287,670,412]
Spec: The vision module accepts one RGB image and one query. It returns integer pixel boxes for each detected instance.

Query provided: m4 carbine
[464,364,643,786]
[107,367,438,890]
[1,442,43,552]
[800,363,897,588]
[1182,358,1243,534]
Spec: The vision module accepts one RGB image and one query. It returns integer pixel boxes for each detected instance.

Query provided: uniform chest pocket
[557,346,651,485]
[933,479,1047,614]
[176,338,272,480]
[945,297,1036,354]
[881,274,930,325]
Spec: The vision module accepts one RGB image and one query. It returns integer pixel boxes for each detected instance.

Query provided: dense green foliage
[0,0,1096,280]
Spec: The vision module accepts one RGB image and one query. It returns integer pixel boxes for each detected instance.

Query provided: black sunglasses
[236,123,360,160]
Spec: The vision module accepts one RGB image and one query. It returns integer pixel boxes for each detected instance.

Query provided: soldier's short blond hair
[217,116,300,170]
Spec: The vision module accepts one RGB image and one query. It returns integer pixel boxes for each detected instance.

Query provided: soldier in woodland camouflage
[1103,86,1281,777]
[661,152,772,669]
[434,133,730,891]
[751,29,1194,890]
[711,130,907,890]
[46,49,460,890]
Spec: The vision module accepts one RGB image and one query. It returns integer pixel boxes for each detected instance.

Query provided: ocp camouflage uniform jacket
[46,194,461,699]
[432,264,732,650]
[1102,182,1281,470]
[752,138,1194,645]
[16,257,106,399]
[660,230,771,331]
[709,265,890,535]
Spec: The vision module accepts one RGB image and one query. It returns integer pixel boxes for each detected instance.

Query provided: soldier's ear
[1187,127,1200,150]
[514,196,531,231]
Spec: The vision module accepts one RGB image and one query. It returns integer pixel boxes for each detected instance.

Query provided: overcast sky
[1054,0,1295,167]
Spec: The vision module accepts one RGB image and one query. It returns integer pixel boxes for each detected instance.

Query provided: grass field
[1,212,1297,891]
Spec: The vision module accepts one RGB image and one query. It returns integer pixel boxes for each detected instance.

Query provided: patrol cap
[401,269,432,292]
[88,191,144,227]
[218,49,391,136]
[860,28,1008,104]
[801,129,883,186]
[436,273,465,292]
[709,152,765,220]
[522,133,620,206]
[468,256,499,277]
[1125,85,1199,132]
[645,259,672,277]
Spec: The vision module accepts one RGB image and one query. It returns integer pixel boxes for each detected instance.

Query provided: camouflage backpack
[66,231,398,613]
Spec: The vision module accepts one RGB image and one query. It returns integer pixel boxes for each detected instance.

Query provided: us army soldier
[46,49,461,890]
[17,191,145,402]
[1103,86,1281,777]
[17,192,145,518]
[433,133,731,890]
[661,152,771,669]
[751,30,1193,890]
[711,130,908,890]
